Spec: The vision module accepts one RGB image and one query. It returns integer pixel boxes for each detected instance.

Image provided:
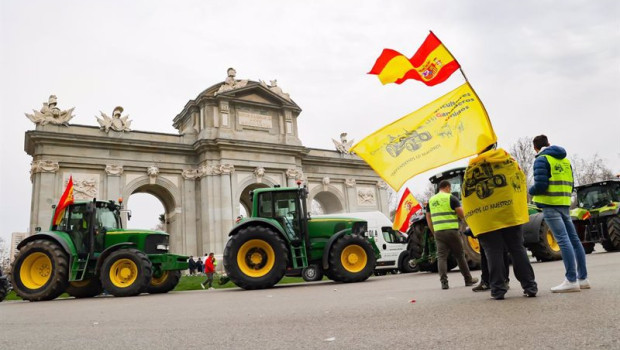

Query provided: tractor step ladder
[290,241,308,269]
[73,255,90,281]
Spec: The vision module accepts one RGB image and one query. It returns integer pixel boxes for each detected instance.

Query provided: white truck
[315,211,414,275]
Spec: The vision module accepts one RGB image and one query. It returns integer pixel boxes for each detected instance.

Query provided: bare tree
[0,237,9,272]
[508,136,535,189]
[414,182,435,206]
[153,213,166,231]
[571,153,615,186]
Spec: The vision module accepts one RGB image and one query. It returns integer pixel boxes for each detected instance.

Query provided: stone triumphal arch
[25,69,389,256]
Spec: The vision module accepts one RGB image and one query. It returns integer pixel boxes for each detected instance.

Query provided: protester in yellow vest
[426,181,478,290]
[529,135,589,293]
[462,144,537,300]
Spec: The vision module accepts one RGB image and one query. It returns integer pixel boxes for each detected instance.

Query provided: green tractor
[10,199,188,301]
[406,167,562,273]
[571,179,620,253]
[223,185,379,290]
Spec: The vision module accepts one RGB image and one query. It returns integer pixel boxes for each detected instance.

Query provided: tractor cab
[53,200,122,256]
[429,167,466,200]
[575,180,620,211]
[253,187,309,244]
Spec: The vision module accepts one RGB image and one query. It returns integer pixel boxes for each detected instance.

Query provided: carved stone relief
[30,160,59,181]
[182,169,200,180]
[254,167,265,183]
[220,164,235,174]
[147,166,159,184]
[345,178,356,188]
[96,106,132,133]
[357,187,376,205]
[67,175,99,200]
[376,181,389,190]
[286,168,304,181]
[216,68,248,95]
[105,165,124,176]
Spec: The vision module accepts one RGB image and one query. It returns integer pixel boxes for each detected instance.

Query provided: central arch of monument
[25,69,389,256]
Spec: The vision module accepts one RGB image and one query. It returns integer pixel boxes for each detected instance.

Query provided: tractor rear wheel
[100,249,152,297]
[327,234,376,283]
[146,270,181,294]
[602,215,620,251]
[66,279,103,298]
[223,226,288,290]
[301,264,323,282]
[461,234,481,270]
[527,220,562,261]
[10,240,69,301]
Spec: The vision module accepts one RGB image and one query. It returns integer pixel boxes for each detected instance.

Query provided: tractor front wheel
[10,240,69,301]
[223,226,288,290]
[602,215,620,251]
[327,234,376,283]
[301,264,323,282]
[100,249,152,297]
[527,221,562,261]
[66,279,103,298]
[147,270,181,294]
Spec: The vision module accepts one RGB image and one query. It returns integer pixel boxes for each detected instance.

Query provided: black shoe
[441,281,449,290]
[490,294,505,300]
[472,282,490,292]
[523,291,536,298]
[465,277,479,287]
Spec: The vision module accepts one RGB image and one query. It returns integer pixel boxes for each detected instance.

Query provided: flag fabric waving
[369,32,460,86]
[351,82,497,190]
[392,187,422,232]
[53,176,74,226]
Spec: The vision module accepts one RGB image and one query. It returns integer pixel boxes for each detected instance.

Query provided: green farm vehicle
[571,179,620,253]
[223,185,379,290]
[10,199,188,301]
[406,167,561,273]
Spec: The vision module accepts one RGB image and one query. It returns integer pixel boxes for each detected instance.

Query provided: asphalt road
[1,250,619,350]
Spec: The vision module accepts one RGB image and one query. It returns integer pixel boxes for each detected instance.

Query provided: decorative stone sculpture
[96,106,132,133]
[25,95,75,126]
[332,133,354,154]
[220,164,235,174]
[376,180,389,190]
[182,169,200,180]
[345,178,356,188]
[357,188,376,205]
[105,165,124,176]
[216,68,248,94]
[73,178,98,200]
[260,79,291,101]
[322,177,330,186]
[285,168,303,181]
[147,166,159,184]
[199,164,221,176]
[30,160,59,181]
[254,167,265,183]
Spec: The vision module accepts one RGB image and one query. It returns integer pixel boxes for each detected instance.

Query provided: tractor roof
[575,179,620,190]
[429,167,466,184]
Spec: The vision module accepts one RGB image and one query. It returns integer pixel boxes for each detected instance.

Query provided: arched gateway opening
[25,68,388,257]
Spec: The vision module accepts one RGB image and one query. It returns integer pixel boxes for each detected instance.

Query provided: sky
[1,0,619,246]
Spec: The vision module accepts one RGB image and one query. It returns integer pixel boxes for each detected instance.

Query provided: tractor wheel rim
[341,245,367,273]
[20,252,52,290]
[546,229,560,252]
[467,236,481,254]
[238,239,275,278]
[150,271,169,286]
[109,258,138,288]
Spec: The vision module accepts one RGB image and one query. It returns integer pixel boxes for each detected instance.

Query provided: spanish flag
[351,82,496,190]
[392,188,421,232]
[369,32,460,86]
[53,176,74,226]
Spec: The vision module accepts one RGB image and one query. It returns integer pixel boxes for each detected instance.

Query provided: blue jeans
[542,207,587,282]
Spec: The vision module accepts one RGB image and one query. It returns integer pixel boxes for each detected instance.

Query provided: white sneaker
[200,283,205,290]
[551,279,580,293]
[208,287,214,290]
[578,279,591,289]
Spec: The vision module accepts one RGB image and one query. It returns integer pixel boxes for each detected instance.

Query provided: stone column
[200,164,221,255]
[376,180,390,216]
[344,178,357,212]
[182,169,200,256]
[29,160,59,233]
[105,165,123,202]
[218,164,235,254]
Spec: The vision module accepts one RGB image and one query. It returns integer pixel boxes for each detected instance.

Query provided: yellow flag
[350,82,496,190]
[461,148,529,235]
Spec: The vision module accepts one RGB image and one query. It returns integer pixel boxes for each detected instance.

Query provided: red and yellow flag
[392,188,421,232]
[369,32,460,86]
[53,176,74,226]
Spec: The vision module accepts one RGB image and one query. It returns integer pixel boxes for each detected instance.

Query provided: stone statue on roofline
[96,106,132,133]
[216,67,248,94]
[25,95,75,126]
[332,132,354,154]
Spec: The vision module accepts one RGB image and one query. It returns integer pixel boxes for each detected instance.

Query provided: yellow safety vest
[532,155,573,206]
[429,192,459,231]
[461,148,529,236]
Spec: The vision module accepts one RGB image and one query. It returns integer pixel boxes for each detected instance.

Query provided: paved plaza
[1,250,619,349]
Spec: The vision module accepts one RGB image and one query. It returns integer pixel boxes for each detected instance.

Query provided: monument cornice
[192,138,309,157]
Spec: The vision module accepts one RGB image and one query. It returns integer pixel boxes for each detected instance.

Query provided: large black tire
[602,215,620,251]
[66,279,103,298]
[100,248,152,297]
[327,234,376,283]
[301,264,324,282]
[461,234,482,270]
[223,226,288,290]
[398,251,417,273]
[9,240,69,301]
[0,275,9,302]
[527,220,562,261]
[146,270,181,294]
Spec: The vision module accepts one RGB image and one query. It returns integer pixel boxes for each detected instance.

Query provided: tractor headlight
[156,244,169,251]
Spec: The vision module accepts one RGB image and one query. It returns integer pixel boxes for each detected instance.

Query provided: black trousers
[477,225,537,298]
[479,244,509,285]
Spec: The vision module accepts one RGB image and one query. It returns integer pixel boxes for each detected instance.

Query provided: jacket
[528,145,573,207]
[205,256,215,274]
